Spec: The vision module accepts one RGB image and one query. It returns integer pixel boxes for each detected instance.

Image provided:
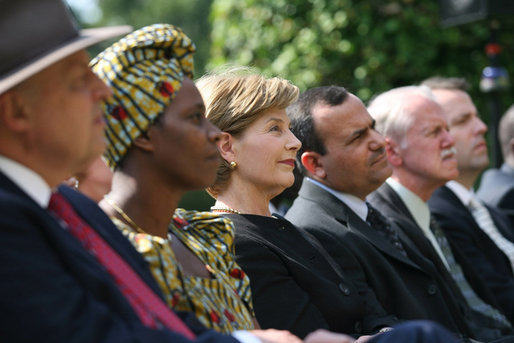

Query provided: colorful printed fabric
[113,209,255,333]
[90,24,195,168]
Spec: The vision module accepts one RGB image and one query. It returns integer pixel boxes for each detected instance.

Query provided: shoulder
[172,209,235,243]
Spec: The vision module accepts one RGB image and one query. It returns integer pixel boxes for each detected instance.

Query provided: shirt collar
[445,180,473,206]
[386,178,430,232]
[306,177,368,221]
[0,155,52,208]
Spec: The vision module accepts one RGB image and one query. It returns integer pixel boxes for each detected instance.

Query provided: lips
[278,159,296,167]
[473,140,487,151]
[370,151,386,165]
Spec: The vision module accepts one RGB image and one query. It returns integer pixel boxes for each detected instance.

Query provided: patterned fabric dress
[113,209,255,333]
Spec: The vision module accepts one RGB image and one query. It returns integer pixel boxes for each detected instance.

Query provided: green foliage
[76,0,213,76]
[209,0,514,117]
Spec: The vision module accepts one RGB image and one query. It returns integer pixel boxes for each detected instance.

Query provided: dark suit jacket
[286,179,479,339]
[429,185,514,320]
[369,183,506,320]
[478,164,514,229]
[0,172,236,343]
[229,213,397,338]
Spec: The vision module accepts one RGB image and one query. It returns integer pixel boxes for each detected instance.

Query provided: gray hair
[367,85,435,147]
[500,104,514,161]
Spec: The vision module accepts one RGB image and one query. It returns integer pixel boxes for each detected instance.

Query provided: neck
[455,169,480,190]
[390,173,440,202]
[101,169,182,238]
[216,177,275,216]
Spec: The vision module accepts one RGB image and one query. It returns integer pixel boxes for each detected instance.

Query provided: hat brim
[0,25,132,94]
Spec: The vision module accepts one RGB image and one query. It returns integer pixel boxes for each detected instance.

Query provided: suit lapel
[58,185,165,298]
[370,183,445,274]
[300,180,422,270]
[0,173,117,286]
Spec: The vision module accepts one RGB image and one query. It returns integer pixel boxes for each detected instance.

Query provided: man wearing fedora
[0,1,295,343]
[0,1,464,343]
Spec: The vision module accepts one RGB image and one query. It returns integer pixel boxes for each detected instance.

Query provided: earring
[230,161,237,169]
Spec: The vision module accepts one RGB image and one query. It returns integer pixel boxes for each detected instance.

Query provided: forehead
[166,78,204,112]
[313,94,370,135]
[432,89,476,119]
[407,97,446,131]
[17,50,90,90]
[253,107,289,124]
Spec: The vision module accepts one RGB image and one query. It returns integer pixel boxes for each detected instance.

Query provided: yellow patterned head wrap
[90,24,195,168]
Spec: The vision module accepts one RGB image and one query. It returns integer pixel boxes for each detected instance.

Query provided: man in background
[424,77,514,320]
[478,104,514,228]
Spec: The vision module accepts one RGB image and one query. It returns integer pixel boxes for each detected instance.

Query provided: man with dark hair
[478,104,514,227]
[285,86,511,342]
[422,77,514,320]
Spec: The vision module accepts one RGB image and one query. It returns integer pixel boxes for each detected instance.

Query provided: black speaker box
[439,0,514,27]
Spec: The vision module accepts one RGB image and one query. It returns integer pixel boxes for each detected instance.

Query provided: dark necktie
[430,216,511,329]
[48,192,196,338]
[366,203,407,256]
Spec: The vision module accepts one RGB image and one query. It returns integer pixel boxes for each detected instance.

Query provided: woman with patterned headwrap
[90,24,259,334]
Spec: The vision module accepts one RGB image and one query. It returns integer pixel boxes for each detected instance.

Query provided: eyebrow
[266,117,290,125]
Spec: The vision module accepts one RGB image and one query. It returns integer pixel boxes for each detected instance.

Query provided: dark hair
[287,86,348,174]
[420,76,470,91]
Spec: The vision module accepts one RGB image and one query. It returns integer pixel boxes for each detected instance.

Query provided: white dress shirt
[306,177,369,221]
[0,155,51,207]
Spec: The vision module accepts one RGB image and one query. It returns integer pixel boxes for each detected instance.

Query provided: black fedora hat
[0,0,132,94]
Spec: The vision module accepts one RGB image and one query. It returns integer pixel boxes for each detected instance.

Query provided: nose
[474,116,488,135]
[207,120,222,143]
[286,129,302,151]
[90,70,112,100]
[369,129,386,151]
[442,128,456,148]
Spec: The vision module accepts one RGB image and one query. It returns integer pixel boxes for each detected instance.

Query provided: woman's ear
[133,132,155,152]
[301,151,327,179]
[217,132,236,162]
[385,137,402,167]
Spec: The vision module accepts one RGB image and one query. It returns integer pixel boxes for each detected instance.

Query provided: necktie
[430,216,511,329]
[48,192,196,339]
[366,203,407,256]
[468,197,514,273]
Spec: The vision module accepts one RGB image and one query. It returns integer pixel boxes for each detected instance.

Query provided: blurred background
[67,0,514,209]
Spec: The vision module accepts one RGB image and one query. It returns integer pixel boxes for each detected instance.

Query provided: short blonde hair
[196,66,299,198]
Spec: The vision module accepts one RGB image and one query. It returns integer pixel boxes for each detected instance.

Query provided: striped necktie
[468,196,514,273]
[430,216,511,329]
[48,192,195,338]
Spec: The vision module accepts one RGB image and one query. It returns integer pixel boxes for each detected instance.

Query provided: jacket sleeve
[234,231,330,338]
[0,197,238,343]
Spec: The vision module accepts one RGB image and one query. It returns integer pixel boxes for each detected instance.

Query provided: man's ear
[216,132,236,162]
[385,137,402,167]
[301,151,327,179]
[0,91,33,133]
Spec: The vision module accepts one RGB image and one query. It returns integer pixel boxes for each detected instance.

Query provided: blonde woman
[197,68,400,339]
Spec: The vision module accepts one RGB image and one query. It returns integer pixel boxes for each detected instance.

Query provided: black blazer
[477,164,514,229]
[0,172,236,343]
[370,183,506,321]
[286,179,476,339]
[429,185,514,320]
[229,213,397,338]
